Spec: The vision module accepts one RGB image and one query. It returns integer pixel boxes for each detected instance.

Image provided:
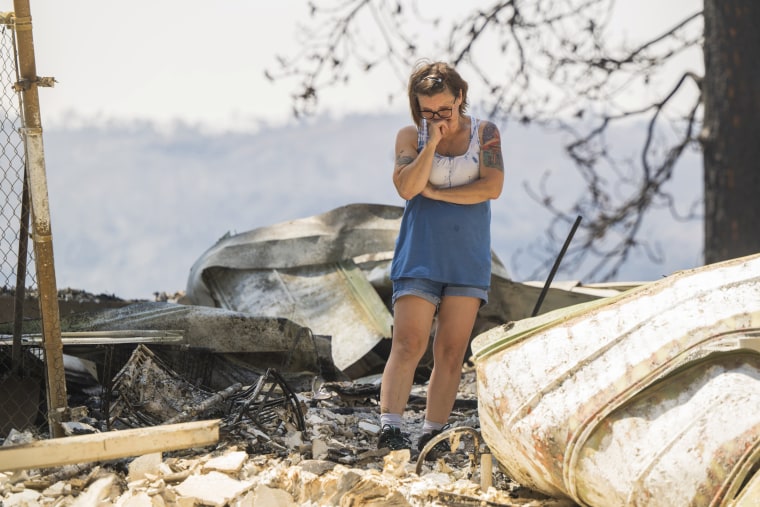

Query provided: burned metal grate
[108,344,305,453]
[109,344,213,428]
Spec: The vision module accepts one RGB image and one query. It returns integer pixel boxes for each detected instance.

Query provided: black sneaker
[417,424,452,460]
[377,424,412,450]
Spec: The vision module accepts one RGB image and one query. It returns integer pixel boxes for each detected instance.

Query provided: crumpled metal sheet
[186,203,404,307]
[185,204,403,378]
[472,253,760,506]
[202,259,392,377]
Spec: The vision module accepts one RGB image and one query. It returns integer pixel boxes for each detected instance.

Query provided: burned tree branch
[525,71,702,280]
[267,0,706,281]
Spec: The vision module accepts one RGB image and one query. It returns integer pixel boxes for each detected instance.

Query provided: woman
[378,61,504,453]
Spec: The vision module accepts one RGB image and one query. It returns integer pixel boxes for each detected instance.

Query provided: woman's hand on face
[427,120,448,146]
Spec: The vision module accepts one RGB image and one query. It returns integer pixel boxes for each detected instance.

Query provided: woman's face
[418,92,460,128]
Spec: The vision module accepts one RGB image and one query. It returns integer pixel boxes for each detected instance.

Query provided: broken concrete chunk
[297,459,336,476]
[41,481,66,497]
[114,490,153,507]
[358,420,381,434]
[305,413,326,425]
[282,431,303,450]
[128,453,163,482]
[145,477,166,495]
[174,496,195,507]
[284,468,324,504]
[382,450,411,478]
[339,471,411,507]
[250,484,297,507]
[319,468,363,504]
[71,474,117,507]
[202,451,248,474]
[2,489,42,507]
[311,439,329,460]
[2,430,34,447]
[230,490,256,507]
[174,471,254,506]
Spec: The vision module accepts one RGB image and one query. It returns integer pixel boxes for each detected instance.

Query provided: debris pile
[110,345,306,454]
[1,361,572,506]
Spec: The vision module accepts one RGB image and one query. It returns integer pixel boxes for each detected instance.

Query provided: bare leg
[424,295,480,424]
[380,295,436,416]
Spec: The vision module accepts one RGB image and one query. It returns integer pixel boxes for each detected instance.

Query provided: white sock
[380,413,403,429]
[422,419,446,434]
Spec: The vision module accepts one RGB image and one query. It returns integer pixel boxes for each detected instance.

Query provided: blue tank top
[390,117,491,287]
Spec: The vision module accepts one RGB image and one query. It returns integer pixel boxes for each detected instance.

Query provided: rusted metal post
[12,0,67,438]
[11,167,32,374]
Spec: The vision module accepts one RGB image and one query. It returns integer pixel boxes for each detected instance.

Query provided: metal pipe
[12,0,67,438]
[531,215,582,317]
[11,167,31,374]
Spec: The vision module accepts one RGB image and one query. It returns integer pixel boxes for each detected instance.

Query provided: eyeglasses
[419,107,453,120]
[419,98,457,120]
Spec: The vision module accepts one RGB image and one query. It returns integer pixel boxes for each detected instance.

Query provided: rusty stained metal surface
[472,253,760,506]
[575,346,760,506]
[203,260,392,376]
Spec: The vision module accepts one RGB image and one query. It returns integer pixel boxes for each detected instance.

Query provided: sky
[0,0,705,300]
[10,0,702,128]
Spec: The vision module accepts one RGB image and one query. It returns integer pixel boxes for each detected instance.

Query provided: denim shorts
[392,277,489,308]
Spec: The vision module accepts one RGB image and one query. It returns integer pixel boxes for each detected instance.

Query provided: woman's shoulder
[475,118,499,132]
[475,118,501,144]
[396,124,419,142]
[398,124,419,135]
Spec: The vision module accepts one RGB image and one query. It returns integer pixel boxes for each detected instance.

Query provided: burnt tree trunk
[701,0,760,263]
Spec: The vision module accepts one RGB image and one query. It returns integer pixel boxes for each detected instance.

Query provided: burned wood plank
[0,419,219,472]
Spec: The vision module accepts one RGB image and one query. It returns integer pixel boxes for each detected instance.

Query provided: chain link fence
[0,16,47,440]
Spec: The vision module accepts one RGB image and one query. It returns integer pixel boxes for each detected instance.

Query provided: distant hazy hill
[40,113,702,299]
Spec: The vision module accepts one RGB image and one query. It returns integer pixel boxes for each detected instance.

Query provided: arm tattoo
[396,154,414,166]
[481,122,504,170]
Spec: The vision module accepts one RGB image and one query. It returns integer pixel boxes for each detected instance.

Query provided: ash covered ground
[0,288,574,506]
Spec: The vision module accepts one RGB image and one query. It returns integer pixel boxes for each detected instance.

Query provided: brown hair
[407,60,469,127]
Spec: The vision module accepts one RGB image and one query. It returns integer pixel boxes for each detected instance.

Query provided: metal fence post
[12,0,67,438]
